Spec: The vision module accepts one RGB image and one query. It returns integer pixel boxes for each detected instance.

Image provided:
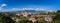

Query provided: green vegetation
[0,10,60,23]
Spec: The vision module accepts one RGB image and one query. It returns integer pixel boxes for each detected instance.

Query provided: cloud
[48,10,54,12]
[0,8,47,12]
[12,8,19,10]
[11,8,46,11]
[0,8,1,10]
[35,8,46,10]
[1,4,7,7]
[0,7,2,11]
[0,4,7,11]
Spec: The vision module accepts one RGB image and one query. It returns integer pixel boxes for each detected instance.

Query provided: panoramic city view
[0,0,60,23]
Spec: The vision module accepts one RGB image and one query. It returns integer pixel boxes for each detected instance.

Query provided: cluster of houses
[1,10,55,23]
[15,10,55,22]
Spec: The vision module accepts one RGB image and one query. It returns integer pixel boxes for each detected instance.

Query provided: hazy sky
[0,0,60,12]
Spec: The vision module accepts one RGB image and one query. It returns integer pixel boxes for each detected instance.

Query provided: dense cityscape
[0,10,60,23]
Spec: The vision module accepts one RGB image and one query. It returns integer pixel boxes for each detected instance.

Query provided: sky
[0,0,60,12]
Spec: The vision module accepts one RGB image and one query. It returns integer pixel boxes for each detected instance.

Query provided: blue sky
[0,0,60,12]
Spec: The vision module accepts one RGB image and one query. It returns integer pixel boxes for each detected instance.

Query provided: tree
[54,10,60,20]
